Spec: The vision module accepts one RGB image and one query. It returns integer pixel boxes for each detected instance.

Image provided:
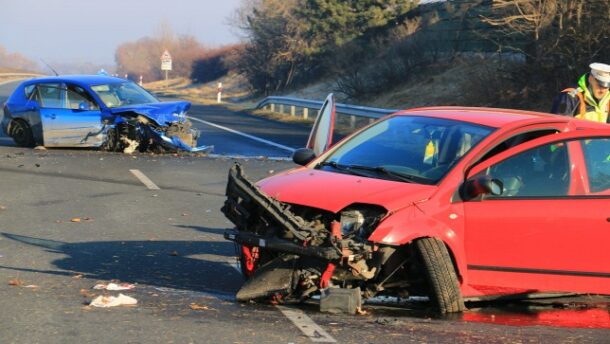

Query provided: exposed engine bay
[222,164,432,309]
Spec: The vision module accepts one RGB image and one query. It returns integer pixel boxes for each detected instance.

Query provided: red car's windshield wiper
[317,161,415,183]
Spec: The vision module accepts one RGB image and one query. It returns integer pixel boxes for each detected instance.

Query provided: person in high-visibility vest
[551,63,610,124]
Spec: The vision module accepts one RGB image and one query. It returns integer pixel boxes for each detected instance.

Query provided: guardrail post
[303,108,309,119]
[290,105,296,117]
[279,104,284,114]
[350,115,356,129]
[270,104,275,112]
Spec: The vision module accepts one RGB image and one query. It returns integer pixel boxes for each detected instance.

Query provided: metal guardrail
[256,96,398,120]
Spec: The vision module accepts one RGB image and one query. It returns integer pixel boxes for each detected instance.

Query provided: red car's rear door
[462,131,610,296]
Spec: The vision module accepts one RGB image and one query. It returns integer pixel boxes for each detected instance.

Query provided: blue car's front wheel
[9,119,35,147]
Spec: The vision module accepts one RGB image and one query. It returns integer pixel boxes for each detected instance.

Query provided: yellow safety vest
[562,74,610,123]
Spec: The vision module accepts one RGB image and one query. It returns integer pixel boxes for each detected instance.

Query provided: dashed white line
[228,258,335,342]
[228,261,242,274]
[129,169,160,190]
[187,116,296,153]
[276,306,337,343]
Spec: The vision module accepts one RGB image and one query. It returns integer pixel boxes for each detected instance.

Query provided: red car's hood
[257,168,436,213]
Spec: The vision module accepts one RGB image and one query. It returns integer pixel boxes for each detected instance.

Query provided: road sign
[161,50,172,71]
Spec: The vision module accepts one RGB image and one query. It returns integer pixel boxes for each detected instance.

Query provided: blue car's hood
[110,101,191,126]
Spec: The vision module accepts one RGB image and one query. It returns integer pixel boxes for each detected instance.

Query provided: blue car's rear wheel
[10,119,35,147]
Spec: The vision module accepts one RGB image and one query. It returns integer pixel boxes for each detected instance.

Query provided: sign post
[160,50,172,85]
[217,82,223,103]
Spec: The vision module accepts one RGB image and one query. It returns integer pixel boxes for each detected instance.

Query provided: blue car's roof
[25,75,128,87]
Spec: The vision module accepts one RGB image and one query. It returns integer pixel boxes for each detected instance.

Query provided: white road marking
[228,261,242,274]
[129,169,160,190]
[276,305,337,343]
[207,153,292,161]
[187,116,296,153]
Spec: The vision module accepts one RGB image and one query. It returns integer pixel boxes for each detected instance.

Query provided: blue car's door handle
[44,114,56,120]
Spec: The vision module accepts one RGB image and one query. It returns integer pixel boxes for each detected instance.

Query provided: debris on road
[34,146,46,150]
[8,279,24,286]
[80,289,96,298]
[70,217,94,223]
[189,303,216,311]
[89,294,137,308]
[93,282,136,291]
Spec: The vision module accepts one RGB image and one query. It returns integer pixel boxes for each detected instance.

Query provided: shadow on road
[0,231,242,294]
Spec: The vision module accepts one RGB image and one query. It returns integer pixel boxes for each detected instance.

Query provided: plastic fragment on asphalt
[34,146,46,150]
[8,279,23,286]
[189,303,215,311]
[93,283,136,291]
[90,294,137,308]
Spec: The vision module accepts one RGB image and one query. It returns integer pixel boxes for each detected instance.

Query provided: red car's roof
[392,106,599,128]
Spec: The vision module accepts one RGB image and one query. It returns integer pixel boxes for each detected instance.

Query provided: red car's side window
[581,138,610,194]
[477,129,560,164]
[475,141,571,198]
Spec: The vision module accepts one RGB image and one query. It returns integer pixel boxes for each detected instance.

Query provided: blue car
[1,75,212,153]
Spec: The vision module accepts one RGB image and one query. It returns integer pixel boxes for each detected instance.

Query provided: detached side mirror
[26,100,39,111]
[78,102,90,111]
[292,148,316,166]
[462,176,503,200]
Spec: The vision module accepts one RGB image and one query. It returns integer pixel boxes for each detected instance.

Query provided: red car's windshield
[319,116,494,184]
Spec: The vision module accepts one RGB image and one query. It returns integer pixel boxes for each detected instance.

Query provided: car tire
[415,237,465,313]
[10,119,35,147]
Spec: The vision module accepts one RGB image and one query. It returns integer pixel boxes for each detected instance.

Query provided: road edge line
[187,116,296,153]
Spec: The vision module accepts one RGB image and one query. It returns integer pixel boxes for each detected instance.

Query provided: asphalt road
[1,79,609,344]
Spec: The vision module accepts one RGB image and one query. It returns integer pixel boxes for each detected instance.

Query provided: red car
[222,95,610,313]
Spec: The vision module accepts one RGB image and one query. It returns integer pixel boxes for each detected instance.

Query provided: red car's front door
[462,132,610,297]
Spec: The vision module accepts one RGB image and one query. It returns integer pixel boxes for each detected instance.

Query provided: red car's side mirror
[292,148,316,166]
[463,176,503,199]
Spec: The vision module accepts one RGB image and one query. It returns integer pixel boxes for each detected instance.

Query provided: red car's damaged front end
[222,95,610,313]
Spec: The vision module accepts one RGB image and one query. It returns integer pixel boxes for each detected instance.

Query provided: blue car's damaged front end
[2,75,213,153]
[105,100,212,153]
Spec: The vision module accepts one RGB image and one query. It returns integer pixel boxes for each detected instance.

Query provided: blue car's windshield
[318,116,494,184]
[90,82,159,108]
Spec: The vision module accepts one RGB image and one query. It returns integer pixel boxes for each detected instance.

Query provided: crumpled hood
[110,101,191,126]
[257,168,436,213]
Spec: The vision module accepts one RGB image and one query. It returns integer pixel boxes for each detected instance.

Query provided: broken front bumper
[158,131,213,153]
[222,164,341,260]
[224,230,340,260]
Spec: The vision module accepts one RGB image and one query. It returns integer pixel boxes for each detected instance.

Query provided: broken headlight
[339,205,387,238]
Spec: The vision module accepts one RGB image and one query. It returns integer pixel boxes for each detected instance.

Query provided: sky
[0,0,243,66]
